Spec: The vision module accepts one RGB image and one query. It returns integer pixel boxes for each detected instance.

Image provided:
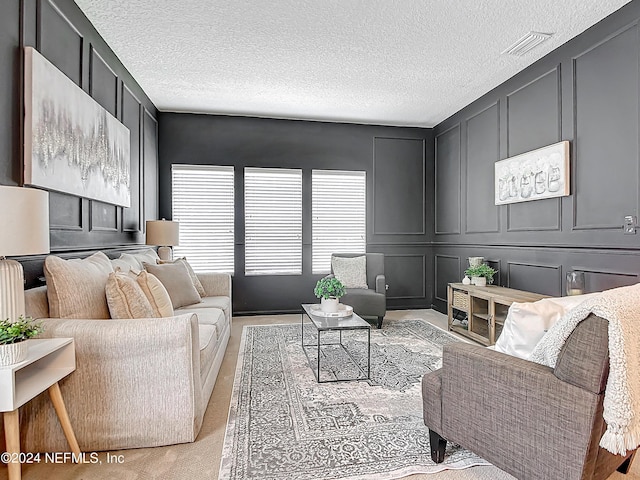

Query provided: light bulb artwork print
[495,141,569,205]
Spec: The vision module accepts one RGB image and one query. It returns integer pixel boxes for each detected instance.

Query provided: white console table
[0,338,80,480]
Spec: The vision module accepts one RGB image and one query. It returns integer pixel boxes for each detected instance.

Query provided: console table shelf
[447,283,547,345]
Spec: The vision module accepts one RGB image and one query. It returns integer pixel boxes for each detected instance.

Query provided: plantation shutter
[172,165,234,273]
[244,167,302,275]
[312,170,366,273]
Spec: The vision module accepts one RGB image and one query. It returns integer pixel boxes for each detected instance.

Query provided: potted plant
[464,264,497,287]
[314,276,346,313]
[0,316,43,366]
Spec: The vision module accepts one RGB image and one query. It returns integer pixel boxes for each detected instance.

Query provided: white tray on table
[308,304,354,318]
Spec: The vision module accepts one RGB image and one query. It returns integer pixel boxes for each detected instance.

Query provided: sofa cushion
[178,307,226,338]
[332,255,368,289]
[44,252,114,319]
[105,271,156,319]
[129,270,174,317]
[159,257,206,297]
[144,262,202,309]
[177,296,230,319]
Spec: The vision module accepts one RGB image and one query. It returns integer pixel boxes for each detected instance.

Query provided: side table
[0,338,80,480]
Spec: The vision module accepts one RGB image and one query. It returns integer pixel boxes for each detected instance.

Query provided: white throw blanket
[530,283,640,455]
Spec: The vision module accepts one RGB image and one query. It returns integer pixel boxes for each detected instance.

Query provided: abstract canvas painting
[24,47,131,207]
[495,141,570,205]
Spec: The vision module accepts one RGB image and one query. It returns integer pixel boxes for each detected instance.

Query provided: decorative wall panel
[435,125,461,234]
[89,45,117,116]
[505,68,563,231]
[465,103,499,233]
[507,262,562,296]
[573,25,639,230]
[384,254,425,299]
[38,0,83,86]
[122,85,142,233]
[434,254,460,302]
[373,137,425,235]
[90,201,117,231]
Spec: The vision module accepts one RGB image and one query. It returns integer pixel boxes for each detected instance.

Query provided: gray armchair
[331,253,386,329]
[422,314,636,480]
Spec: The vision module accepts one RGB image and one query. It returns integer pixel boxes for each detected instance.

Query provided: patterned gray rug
[219,319,490,479]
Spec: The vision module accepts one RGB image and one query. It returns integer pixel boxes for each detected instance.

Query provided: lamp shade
[146,220,179,247]
[0,186,50,256]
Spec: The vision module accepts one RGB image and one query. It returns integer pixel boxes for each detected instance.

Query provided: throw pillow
[130,270,174,317]
[105,271,156,319]
[134,248,160,264]
[158,257,206,297]
[112,253,143,272]
[331,255,368,289]
[143,262,202,309]
[494,292,601,360]
[44,252,114,319]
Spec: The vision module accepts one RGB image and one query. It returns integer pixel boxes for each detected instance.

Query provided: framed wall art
[24,47,131,207]
[494,140,570,205]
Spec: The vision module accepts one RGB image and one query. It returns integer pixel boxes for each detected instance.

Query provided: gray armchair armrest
[438,343,602,480]
[375,274,386,294]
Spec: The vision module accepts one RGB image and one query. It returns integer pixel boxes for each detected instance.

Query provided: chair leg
[377,316,384,329]
[617,451,636,474]
[429,429,447,463]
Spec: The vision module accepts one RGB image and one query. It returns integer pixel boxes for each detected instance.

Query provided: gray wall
[432,1,640,311]
[0,0,158,261]
[158,113,434,314]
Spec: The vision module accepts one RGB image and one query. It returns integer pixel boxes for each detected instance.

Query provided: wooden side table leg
[48,382,81,455]
[4,409,21,480]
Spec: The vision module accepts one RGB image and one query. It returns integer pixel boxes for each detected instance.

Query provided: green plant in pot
[464,264,497,287]
[0,316,43,366]
[314,276,346,313]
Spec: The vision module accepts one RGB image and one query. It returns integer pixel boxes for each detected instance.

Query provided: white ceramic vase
[472,276,487,287]
[321,297,339,313]
[0,341,28,366]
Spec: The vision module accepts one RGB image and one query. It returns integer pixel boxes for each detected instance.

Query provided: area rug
[219,318,490,479]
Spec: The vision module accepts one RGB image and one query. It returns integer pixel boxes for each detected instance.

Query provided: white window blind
[172,165,234,273]
[245,167,302,275]
[312,170,366,274]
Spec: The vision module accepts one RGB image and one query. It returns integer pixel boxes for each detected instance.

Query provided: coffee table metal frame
[301,303,371,383]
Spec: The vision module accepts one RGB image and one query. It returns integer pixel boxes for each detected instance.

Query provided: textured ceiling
[74,0,631,127]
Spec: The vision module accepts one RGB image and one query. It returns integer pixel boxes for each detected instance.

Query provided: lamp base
[157,246,173,262]
[0,258,26,322]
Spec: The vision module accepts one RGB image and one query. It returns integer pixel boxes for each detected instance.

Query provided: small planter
[321,297,339,313]
[472,276,487,287]
[0,341,28,367]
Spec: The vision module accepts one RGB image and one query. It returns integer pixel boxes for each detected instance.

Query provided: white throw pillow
[494,292,601,360]
[331,255,368,289]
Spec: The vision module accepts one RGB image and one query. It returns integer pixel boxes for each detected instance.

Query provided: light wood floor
[1,309,637,480]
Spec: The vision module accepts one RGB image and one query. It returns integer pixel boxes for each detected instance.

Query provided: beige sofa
[19,270,232,452]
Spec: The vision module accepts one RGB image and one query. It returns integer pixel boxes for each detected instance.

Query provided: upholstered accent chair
[331,253,386,328]
[421,314,636,480]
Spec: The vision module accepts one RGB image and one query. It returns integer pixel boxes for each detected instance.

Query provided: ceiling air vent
[502,31,553,56]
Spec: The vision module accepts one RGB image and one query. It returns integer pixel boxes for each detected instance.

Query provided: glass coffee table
[301,303,371,383]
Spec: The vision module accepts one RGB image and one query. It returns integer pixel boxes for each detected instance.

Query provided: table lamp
[146,219,179,261]
[0,186,50,322]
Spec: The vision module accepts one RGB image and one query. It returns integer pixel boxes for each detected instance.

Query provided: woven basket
[452,290,469,312]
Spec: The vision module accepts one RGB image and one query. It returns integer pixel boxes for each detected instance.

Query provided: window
[172,165,234,273]
[245,167,302,275]
[312,170,366,273]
